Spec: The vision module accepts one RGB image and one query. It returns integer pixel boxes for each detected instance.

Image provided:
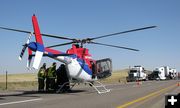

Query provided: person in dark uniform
[91,61,96,79]
[56,64,70,92]
[38,63,46,92]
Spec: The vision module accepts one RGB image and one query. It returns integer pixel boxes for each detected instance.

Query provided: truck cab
[127,65,147,82]
[151,67,166,80]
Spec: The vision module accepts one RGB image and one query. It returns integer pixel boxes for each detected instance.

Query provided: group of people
[37,62,69,92]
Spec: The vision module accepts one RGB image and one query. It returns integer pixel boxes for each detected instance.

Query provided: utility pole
[5,70,7,90]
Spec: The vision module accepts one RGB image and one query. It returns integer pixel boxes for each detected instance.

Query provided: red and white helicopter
[0,15,156,94]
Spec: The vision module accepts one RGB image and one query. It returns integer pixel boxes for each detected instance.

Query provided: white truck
[150,66,177,80]
[127,66,147,82]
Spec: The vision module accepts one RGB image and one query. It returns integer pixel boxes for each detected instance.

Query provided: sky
[0,0,179,74]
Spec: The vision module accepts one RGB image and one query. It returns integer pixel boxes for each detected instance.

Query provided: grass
[0,69,129,90]
[0,73,37,90]
[99,69,129,83]
[0,81,37,90]
[0,73,37,82]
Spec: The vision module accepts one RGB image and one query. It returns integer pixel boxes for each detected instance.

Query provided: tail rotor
[27,48,33,69]
[18,33,32,60]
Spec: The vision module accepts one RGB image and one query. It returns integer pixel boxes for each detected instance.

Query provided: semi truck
[127,66,147,82]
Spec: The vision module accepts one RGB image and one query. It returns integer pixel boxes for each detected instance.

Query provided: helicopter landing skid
[86,81,111,94]
[56,82,76,93]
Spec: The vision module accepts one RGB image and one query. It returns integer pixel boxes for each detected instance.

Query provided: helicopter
[0,15,156,94]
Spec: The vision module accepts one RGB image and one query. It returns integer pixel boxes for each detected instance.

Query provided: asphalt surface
[0,80,179,108]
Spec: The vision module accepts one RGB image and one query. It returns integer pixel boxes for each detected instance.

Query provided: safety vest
[47,66,56,78]
[38,67,46,79]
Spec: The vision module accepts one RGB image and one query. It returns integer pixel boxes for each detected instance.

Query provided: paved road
[0,80,179,108]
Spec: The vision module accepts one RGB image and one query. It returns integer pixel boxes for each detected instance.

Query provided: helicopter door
[96,58,112,79]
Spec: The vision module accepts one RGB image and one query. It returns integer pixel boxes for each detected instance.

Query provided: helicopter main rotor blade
[90,42,139,51]
[0,26,75,41]
[41,33,75,41]
[89,26,156,40]
[46,41,75,48]
[0,26,31,34]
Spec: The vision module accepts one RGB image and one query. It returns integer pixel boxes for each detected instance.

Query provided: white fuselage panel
[56,56,92,81]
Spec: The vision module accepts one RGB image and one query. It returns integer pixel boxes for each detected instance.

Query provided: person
[37,63,46,92]
[91,61,96,79]
[46,62,56,91]
[56,64,70,92]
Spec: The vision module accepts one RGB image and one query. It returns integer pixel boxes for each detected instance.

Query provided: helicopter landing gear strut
[86,81,110,94]
[56,82,76,93]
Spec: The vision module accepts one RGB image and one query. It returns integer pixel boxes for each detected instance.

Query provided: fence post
[6,71,7,90]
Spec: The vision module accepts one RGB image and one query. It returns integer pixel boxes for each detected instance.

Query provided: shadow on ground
[0,89,86,98]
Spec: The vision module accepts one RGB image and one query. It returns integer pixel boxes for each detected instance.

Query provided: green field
[0,70,128,90]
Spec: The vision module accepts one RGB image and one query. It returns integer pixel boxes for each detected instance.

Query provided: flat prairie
[0,70,128,90]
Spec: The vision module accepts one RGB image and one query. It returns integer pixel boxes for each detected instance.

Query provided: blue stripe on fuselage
[77,58,92,76]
